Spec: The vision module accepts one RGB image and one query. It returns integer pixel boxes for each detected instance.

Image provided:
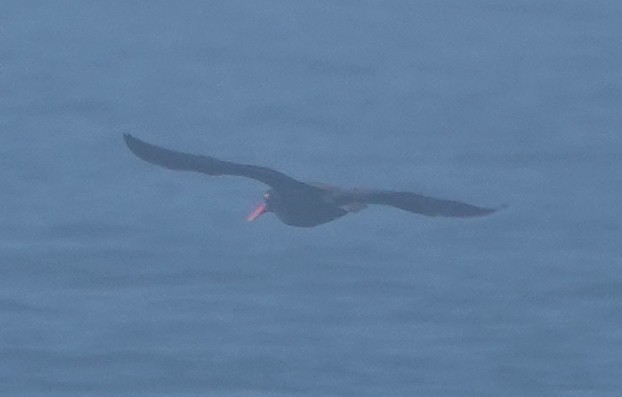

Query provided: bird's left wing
[327,188,501,218]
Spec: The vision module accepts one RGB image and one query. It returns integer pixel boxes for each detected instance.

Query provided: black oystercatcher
[124,134,501,227]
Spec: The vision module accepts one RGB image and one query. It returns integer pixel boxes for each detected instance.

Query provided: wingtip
[462,203,506,218]
[123,133,148,159]
[123,134,144,152]
[478,203,507,217]
[482,203,508,216]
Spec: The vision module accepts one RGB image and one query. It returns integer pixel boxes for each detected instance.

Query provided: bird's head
[246,189,276,222]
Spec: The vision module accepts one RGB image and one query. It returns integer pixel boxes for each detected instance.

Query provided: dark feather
[123,134,315,192]
[329,189,498,218]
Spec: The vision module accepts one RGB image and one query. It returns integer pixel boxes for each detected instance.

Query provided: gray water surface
[2,1,621,396]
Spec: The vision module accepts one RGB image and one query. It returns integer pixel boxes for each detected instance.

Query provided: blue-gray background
[1,1,621,396]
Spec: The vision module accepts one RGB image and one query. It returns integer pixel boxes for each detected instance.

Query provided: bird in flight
[124,134,501,227]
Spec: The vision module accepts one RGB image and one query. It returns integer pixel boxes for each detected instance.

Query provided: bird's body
[123,134,501,227]
[263,188,348,227]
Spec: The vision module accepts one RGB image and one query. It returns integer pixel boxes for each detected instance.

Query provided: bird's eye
[264,193,270,200]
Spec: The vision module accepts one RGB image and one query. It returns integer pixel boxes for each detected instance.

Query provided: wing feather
[330,189,499,218]
[123,134,314,192]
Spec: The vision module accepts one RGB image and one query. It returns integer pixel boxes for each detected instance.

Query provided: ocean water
[1,1,621,396]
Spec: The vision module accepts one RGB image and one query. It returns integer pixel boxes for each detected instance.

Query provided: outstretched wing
[124,134,315,192]
[328,188,500,218]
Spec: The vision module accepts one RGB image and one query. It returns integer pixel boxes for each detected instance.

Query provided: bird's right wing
[124,134,317,193]
[329,188,500,218]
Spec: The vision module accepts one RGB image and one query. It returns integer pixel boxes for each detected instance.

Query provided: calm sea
[2,1,621,396]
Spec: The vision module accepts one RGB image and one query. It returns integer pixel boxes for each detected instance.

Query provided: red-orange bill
[246,203,267,221]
